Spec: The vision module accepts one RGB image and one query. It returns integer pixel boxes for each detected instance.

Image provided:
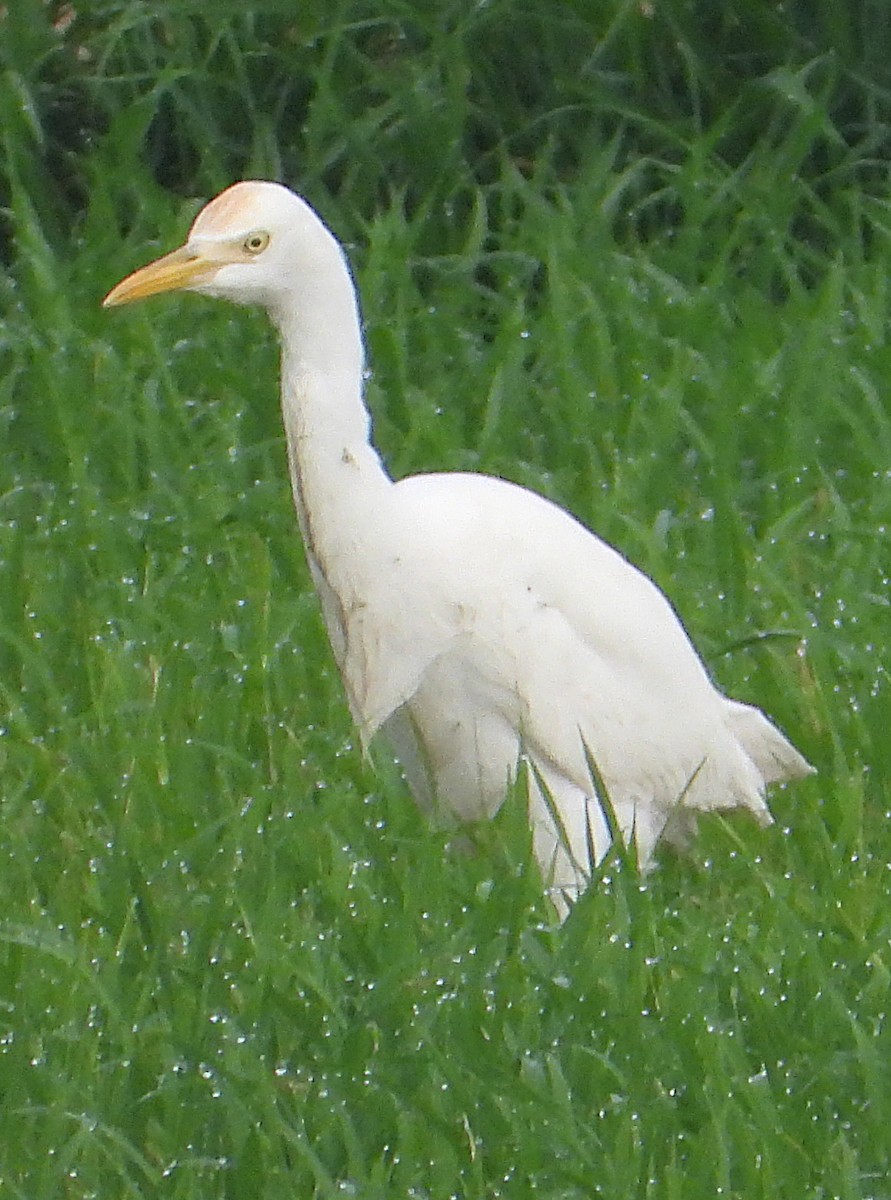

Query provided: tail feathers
[525,703,813,922]
[724,699,815,784]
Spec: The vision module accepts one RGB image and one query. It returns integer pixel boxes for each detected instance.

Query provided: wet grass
[2,4,891,1198]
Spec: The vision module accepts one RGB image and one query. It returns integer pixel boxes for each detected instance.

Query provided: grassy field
[1,3,890,1197]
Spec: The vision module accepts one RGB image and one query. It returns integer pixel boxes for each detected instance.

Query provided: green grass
[1,3,891,1198]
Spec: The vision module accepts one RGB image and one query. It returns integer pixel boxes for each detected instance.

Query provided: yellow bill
[103,244,218,308]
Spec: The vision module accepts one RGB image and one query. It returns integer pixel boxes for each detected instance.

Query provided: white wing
[344,471,810,900]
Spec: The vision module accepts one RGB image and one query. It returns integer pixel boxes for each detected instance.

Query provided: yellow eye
[243,231,270,255]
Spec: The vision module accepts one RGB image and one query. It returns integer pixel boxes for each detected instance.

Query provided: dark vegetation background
[4,1,891,267]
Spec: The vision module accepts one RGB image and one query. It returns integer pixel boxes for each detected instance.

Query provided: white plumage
[104,180,813,914]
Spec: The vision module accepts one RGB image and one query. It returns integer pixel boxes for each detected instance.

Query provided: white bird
[104,180,813,915]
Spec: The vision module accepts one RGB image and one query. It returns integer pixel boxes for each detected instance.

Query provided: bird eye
[243,231,270,255]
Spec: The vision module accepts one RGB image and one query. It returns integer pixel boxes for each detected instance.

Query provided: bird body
[104,180,813,912]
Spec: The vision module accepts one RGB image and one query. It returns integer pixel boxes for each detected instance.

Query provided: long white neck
[270,241,392,625]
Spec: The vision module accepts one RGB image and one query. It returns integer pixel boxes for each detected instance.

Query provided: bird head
[103,180,337,312]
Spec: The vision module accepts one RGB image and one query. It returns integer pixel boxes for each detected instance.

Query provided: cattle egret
[104,180,813,915]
